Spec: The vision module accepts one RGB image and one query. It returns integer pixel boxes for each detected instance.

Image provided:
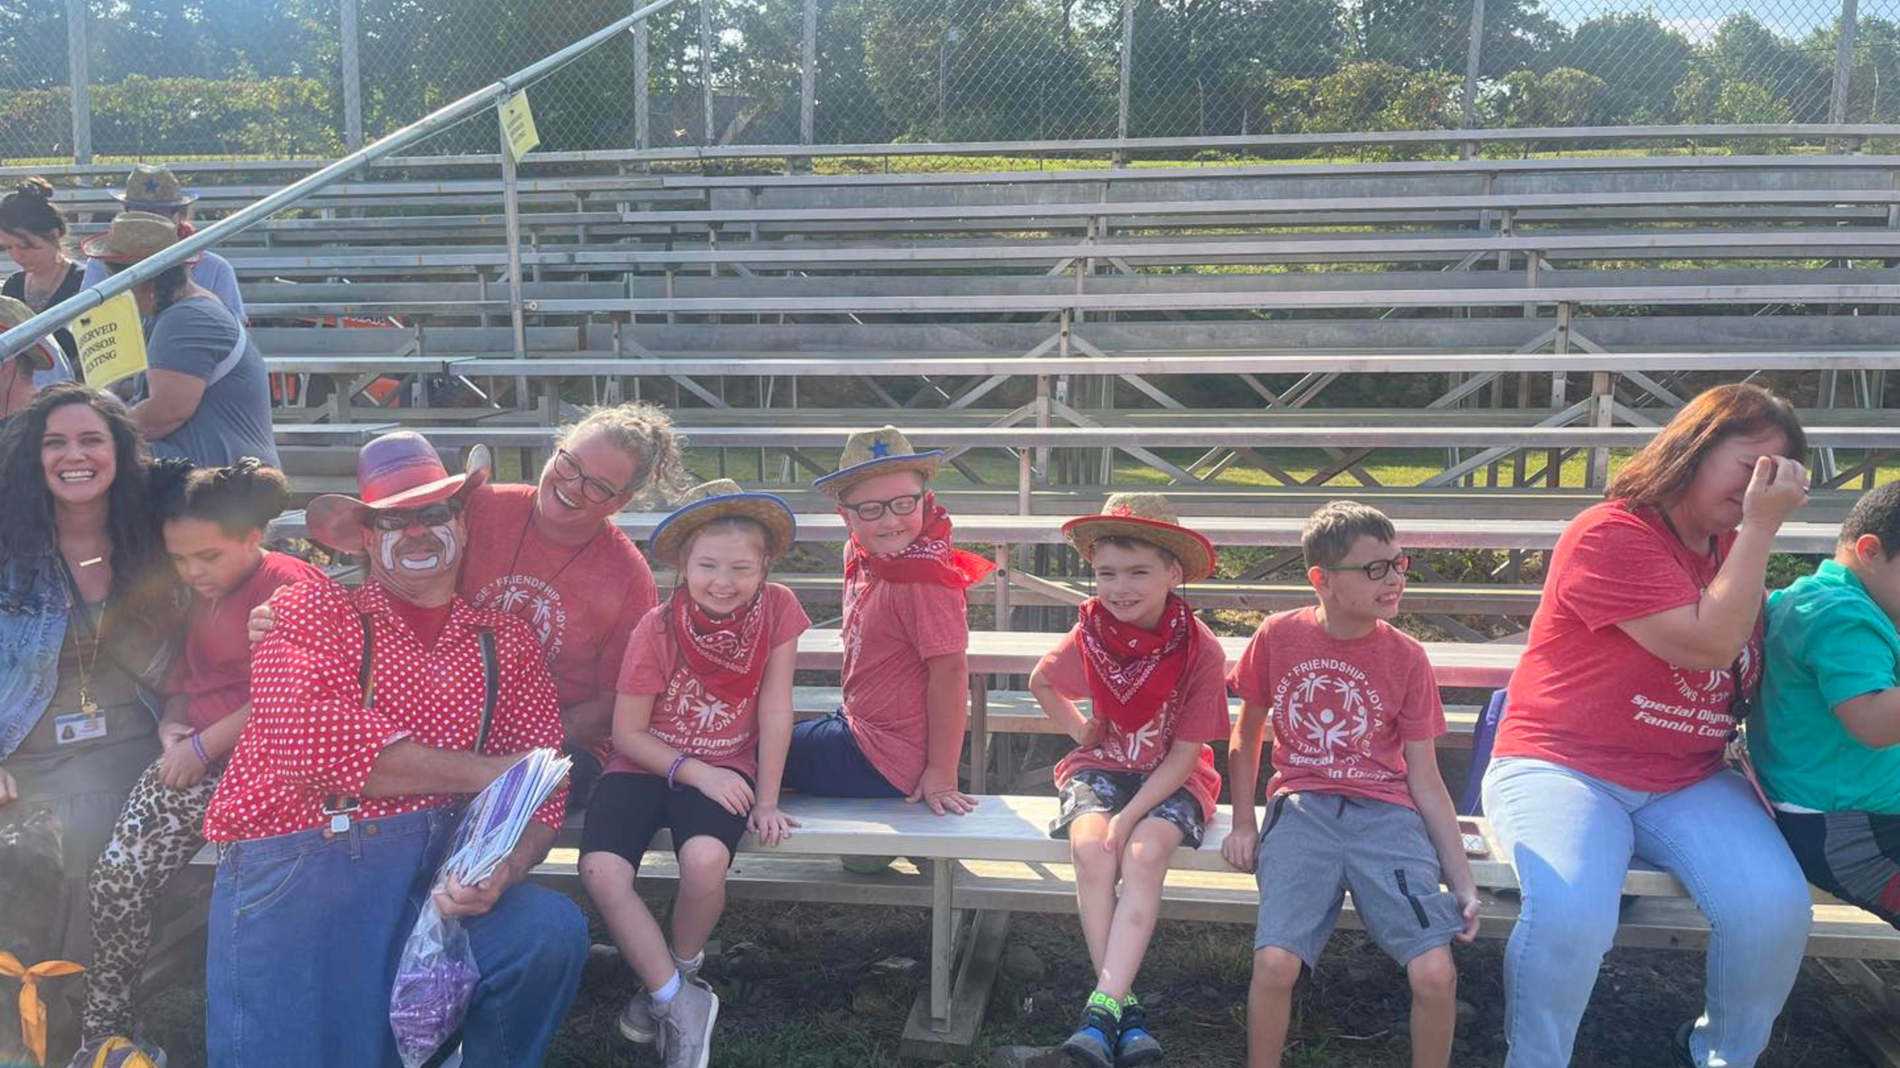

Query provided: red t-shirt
[1496,500,1765,792]
[839,567,972,794]
[1229,607,1446,809]
[1037,616,1230,820]
[171,550,326,732]
[461,483,656,745]
[609,584,810,780]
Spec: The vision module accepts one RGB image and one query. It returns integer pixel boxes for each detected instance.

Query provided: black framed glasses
[1318,553,1410,582]
[840,491,924,522]
[370,500,462,532]
[553,448,632,504]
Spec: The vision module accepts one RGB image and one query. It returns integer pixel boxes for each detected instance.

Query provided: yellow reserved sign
[72,292,148,389]
[500,90,541,162]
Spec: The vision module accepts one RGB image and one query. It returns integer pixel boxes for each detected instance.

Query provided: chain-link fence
[2,0,1890,164]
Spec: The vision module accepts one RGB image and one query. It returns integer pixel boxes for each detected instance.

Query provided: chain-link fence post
[699,0,714,145]
[1830,0,1859,125]
[341,0,364,150]
[1115,0,1133,164]
[66,0,90,164]
[1461,0,1485,130]
[800,0,817,144]
[634,21,651,152]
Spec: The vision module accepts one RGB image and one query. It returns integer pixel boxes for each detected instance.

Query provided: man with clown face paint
[201,431,586,1068]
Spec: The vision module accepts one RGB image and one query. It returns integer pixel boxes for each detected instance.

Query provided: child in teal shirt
[1753,480,1900,925]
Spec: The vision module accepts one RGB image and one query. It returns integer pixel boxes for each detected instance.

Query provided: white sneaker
[652,978,719,1068]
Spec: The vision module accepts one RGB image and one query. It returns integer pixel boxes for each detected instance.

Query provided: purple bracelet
[189,732,212,769]
[666,753,689,791]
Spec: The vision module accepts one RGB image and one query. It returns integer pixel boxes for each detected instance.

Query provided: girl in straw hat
[579,481,810,1068]
[1029,492,1230,1068]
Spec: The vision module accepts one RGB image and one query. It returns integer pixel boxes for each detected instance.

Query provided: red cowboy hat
[305,431,488,554]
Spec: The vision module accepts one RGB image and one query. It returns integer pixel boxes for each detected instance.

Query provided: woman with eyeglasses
[1481,384,1815,1068]
[455,403,689,805]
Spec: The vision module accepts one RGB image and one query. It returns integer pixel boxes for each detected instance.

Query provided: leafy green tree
[1547,12,1692,124]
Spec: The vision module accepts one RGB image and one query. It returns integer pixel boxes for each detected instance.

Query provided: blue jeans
[783,710,904,798]
[206,808,587,1068]
[1482,757,1812,1068]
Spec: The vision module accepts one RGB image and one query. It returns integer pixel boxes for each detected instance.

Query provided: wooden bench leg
[901,861,1012,1061]
[1814,959,1900,1068]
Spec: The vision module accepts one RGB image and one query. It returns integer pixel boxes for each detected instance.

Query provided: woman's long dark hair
[0,383,172,614]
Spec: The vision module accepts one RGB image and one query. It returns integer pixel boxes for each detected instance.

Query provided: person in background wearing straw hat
[80,165,246,323]
[0,294,74,428]
[82,212,276,469]
[579,480,809,1068]
[786,426,994,823]
[1029,492,1230,1068]
[1223,501,1480,1068]
[200,431,585,1068]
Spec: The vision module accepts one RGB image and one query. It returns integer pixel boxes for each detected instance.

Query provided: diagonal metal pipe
[1,0,686,362]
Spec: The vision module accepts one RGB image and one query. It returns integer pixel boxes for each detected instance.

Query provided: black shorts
[579,771,751,870]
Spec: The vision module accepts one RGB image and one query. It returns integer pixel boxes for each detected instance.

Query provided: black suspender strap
[474,627,498,754]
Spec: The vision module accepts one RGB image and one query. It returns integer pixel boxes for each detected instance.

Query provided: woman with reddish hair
[1482,383,1816,1068]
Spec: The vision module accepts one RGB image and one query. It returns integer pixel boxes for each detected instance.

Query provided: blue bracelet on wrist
[666,753,689,790]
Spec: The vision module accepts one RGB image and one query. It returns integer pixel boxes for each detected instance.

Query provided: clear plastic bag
[389,899,478,1068]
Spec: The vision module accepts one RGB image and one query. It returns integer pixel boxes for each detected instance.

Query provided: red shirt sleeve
[615,604,672,697]
[1229,614,1276,707]
[1397,639,1448,742]
[1173,629,1234,745]
[1035,627,1089,702]
[480,615,569,827]
[1557,509,1705,632]
[244,578,404,799]
[597,555,658,699]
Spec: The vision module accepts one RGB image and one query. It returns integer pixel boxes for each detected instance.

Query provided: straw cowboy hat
[649,479,797,568]
[109,163,199,210]
[1061,492,1218,584]
[812,425,944,498]
[0,296,56,371]
[78,212,201,266]
[305,431,490,554]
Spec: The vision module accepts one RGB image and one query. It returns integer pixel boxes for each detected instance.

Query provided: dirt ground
[142,893,1878,1068]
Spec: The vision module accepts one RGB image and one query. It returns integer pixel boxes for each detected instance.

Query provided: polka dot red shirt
[203,577,569,843]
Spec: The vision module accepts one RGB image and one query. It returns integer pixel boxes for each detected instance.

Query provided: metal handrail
[0,0,685,362]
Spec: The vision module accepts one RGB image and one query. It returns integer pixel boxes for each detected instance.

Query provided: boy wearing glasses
[784,426,994,816]
[1221,501,1479,1068]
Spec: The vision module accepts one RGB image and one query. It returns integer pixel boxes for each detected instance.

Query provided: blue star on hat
[143,178,160,193]
[870,440,891,458]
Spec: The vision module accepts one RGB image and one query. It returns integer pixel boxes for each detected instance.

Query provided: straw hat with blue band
[108,164,199,210]
[1061,492,1219,585]
[650,479,797,568]
[812,425,944,498]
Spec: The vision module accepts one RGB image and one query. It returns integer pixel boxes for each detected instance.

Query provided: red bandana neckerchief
[1077,594,1194,733]
[671,589,769,707]
[844,493,997,589]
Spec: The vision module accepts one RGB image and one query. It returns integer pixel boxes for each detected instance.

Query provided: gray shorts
[1252,791,1465,969]
[1049,769,1207,849]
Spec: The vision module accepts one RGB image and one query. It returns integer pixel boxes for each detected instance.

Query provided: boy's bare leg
[1406,946,1458,1068]
[668,836,732,962]
[1094,818,1183,999]
[1067,812,1120,973]
[579,852,677,990]
[1247,947,1303,1068]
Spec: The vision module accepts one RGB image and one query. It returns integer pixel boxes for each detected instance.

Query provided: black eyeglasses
[1318,553,1410,582]
[553,448,632,504]
[370,501,461,532]
[839,491,924,522]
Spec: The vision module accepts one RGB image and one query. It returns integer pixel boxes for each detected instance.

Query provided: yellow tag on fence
[501,90,541,163]
[72,291,148,390]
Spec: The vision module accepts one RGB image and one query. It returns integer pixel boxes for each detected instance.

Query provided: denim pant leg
[783,710,903,798]
[1633,770,1813,1068]
[1482,758,1639,1068]
[205,811,441,1068]
[459,883,588,1068]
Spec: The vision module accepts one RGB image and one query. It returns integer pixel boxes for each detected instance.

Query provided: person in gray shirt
[79,213,276,468]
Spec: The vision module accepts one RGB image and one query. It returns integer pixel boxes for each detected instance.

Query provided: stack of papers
[442,748,572,885]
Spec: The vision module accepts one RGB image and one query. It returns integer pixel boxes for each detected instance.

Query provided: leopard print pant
[82,759,220,1041]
